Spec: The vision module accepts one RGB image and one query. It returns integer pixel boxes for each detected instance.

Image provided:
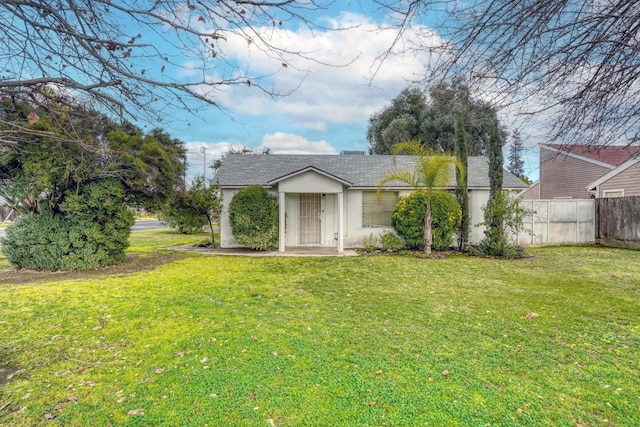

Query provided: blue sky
[148,2,542,183]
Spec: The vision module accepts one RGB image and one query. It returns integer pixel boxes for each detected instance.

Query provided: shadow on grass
[0,251,195,286]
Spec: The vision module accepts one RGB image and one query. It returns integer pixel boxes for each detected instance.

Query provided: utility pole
[200,145,208,180]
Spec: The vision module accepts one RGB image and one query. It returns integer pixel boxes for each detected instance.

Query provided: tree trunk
[206,213,215,246]
[424,200,432,255]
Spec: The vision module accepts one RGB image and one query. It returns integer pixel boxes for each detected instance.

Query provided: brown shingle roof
[545,144,640,166]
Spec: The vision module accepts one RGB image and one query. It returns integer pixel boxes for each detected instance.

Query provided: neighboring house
[517,180,539,200]
[586,156,640,198]
[522,144,640,200]
[215,154,528,252]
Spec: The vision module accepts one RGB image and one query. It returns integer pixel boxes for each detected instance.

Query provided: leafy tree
[0,0,332,147]
[377,140,462,254]
[0,100,186,215]
[421,79,501,156]
[368,80,502,156]
[0,101,185,270]
[507,129,526,181]
[229,185,278,251]
[162,177,222,246]
[378,0,640,147]
[212,146,271,171]
[367,88,428,155]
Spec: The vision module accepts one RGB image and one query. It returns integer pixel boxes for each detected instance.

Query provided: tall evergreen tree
[488,121,504,199]
[508,129,526,179]
[454,118,469,250]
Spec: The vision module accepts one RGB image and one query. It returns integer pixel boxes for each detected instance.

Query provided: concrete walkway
[169,245,359,257]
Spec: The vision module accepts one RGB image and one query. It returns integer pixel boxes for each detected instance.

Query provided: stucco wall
[219,188,279,248]
[468,189,490,244]
[277,170,344,193]
[221,186,497,249]
[517,199,595,245]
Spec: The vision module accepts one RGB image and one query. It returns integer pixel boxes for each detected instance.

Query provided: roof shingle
[215,154,528,190]
[545,144,640,166]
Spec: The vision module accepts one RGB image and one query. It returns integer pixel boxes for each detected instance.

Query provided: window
[603,189,624,198]
[362,191,397,227]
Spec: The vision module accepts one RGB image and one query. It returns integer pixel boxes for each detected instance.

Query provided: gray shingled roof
[215,154,528,190]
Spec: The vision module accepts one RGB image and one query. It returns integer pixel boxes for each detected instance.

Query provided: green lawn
[1,232,639,426]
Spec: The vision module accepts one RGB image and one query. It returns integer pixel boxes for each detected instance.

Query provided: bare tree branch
[375,0,640,148]
[0,0,333,145]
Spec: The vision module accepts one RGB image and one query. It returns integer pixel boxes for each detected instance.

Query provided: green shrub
[161,201,208,234]
[392,190,461,250]
[1,180,134,271]
[362,233,379,252]
[160,177,222,239]
[479,191,528,259]
[229,185,278,251]
[379,231,404,252]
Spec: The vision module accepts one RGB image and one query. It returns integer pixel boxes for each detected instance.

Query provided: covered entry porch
[268,166,350,253]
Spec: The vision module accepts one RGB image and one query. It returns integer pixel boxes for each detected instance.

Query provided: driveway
[131,218,164,231]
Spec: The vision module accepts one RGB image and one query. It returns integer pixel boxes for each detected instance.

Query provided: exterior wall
[597,162,640,197]
[517,199,595,246]
[519,181,540,200]
[540,146,611,199]
[284,193,338,247]
[221,187,501,249]
[468,189,490,244]
[220,189,240,248]
[342,189,412,248]
[219,188,279,248]
[277,170,343,193]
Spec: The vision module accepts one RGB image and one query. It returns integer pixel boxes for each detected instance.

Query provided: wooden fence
[596,196,640,249]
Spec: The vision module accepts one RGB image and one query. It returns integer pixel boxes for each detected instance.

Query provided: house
[215,154,529,252]
[521,144,640,199]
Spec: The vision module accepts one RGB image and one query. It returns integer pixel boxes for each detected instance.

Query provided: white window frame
[362,191,397,227]
[602,189,624,198]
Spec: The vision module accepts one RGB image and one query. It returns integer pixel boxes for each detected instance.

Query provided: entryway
[299,193,321,245]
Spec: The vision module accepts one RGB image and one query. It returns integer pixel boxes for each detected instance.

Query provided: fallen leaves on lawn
[127,409,145,416]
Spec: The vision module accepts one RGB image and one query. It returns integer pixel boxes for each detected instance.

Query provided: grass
[0,233,639,426]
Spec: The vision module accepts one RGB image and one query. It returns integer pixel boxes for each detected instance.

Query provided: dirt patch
[0,251,195,286]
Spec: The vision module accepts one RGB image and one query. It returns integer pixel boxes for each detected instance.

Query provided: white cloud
[195,12,445,129]
[184,141,247,180]
[258,132,337,154]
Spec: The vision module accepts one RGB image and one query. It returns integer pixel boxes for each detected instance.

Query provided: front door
[299,193,321,245]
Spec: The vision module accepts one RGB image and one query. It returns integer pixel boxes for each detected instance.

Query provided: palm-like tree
[378,140,464,254]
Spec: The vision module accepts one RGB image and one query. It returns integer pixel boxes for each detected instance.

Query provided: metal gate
[299,193,321,245]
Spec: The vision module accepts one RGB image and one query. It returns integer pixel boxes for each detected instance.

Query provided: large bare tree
[0,0,328,145]
[376,0,640,147]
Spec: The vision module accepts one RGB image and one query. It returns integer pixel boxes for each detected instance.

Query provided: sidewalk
[168,245,359,257]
